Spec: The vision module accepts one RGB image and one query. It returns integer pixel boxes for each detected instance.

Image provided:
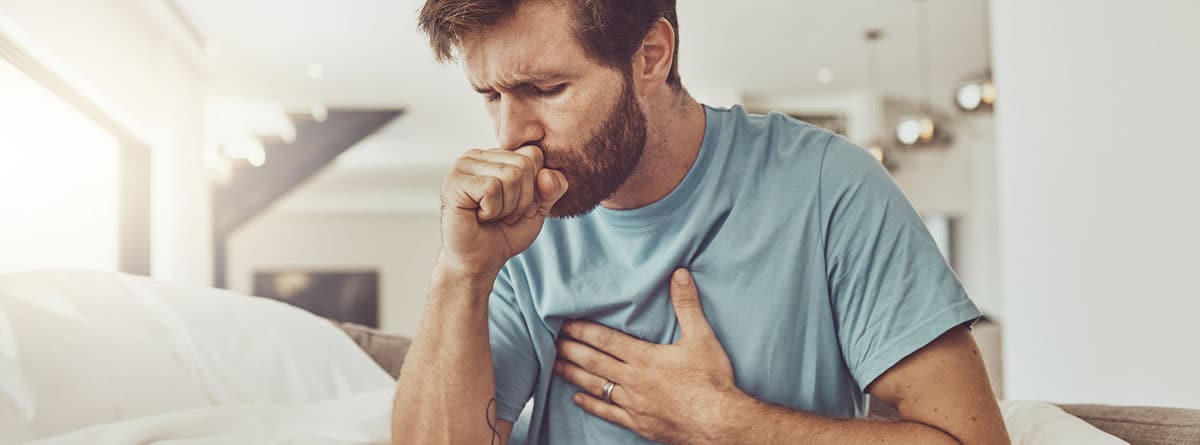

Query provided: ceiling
[175,0,991,105]
[172,0,992,209]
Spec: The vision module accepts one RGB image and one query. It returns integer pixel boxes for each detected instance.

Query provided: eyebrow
[472,73,568,94]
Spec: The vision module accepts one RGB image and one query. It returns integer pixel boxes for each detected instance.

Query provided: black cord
[486,398,501,445]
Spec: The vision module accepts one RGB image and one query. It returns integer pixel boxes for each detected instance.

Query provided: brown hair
[417,0,682,88]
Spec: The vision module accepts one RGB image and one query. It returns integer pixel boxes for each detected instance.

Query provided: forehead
[460,0,594,87]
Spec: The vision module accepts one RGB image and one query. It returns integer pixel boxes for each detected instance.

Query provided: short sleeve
[819,135,982,392]
[489,266,539,423]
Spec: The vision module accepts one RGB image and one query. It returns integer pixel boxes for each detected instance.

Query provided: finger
[452,173,505,222]
[535,169,569,216]
[513,145,545,219]
[556,338,631,384]
[669,269,716,340]
[573,392,636,428]
[554,359,629,406]
[512,145,545,170]
[468,149,538,224]
[455,156,523,222]
[561,320,653,363]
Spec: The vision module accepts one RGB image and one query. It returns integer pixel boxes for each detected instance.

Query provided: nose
[495,96,544,151]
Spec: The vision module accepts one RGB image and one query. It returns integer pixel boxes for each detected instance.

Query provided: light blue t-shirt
[490,105,980,444]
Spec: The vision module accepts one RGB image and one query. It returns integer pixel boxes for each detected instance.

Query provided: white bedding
[24,388,393,445]
[0,270,394,444]
[0,270,1127,444]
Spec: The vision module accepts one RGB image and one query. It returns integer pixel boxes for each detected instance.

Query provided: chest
[527,205,827,347]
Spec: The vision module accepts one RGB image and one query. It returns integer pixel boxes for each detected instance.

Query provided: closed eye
[535,84,567,97]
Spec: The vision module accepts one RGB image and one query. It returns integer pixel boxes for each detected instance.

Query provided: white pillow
[1001,400,1128,445]
[0,270,393,444]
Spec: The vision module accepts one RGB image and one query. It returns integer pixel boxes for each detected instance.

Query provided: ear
[632,18,676,96]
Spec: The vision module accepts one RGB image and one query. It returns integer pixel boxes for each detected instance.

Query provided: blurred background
[0,0,1196,410]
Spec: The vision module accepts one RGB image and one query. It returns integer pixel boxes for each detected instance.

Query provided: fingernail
[573,393,583,404]
[673,269,690,285]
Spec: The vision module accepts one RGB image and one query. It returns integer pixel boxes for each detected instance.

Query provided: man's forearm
[392,266,503,444]
[715,395,959,445]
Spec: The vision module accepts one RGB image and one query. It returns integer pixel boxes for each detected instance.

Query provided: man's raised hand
[438,145,568,276]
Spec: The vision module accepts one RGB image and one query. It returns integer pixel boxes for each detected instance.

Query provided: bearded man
[392,1,1010,444]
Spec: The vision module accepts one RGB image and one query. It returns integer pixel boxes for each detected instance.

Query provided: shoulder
[717,105,836,153]
[709,105,872,197]
[817,133,887,184]
[815,133,898,210]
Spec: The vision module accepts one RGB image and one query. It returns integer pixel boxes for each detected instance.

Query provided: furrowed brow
[473,72,567,93]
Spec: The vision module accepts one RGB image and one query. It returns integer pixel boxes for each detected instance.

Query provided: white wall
[992,0,1200,408]
[0,0,211,285]
[227,211,441,336]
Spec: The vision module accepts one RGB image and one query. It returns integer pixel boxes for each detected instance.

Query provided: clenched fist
[437,145,569,276]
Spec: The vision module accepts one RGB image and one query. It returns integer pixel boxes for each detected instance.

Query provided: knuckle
[456,151,479,166]
[582,356,601,371]
[562,361,580,376]
[556,339,574,357]
[593,330,611,349]
[441,172,463,195]
[483,177,503,196]
[672,290,701,306]
[501,164,522,182]
[515,155,535,172]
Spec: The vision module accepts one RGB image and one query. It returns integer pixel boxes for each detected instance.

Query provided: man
[393,0,1010,443]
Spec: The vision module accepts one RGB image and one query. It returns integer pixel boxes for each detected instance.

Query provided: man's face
[460,1,647,218]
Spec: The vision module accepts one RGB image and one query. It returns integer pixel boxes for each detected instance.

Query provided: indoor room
[1,1,1197,443]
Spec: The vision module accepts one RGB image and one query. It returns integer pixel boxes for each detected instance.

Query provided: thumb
[535,169,569,216]
[670,269,715,340]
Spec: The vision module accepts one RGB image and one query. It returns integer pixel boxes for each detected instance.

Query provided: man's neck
[601,93,707,211]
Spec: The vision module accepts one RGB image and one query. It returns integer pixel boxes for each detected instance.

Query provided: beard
[543,75,648,218]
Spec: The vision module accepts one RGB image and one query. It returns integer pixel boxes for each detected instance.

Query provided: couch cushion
[1060,404,1200,445]
[338,322,410,379]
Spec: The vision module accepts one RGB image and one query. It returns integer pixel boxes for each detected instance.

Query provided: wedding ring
[602,380,617,404]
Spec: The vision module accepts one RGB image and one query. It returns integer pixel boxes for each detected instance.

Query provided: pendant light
[862,29,897,170]
[954,0,997,112]
[895,0,949,147]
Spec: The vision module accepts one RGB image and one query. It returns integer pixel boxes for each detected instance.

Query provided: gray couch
[337,323,1200,444]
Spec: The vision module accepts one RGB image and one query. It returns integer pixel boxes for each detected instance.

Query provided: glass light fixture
[955,75,996,112]
[896,116,941,146]
[862,29,897,170]
[867,145,886,163]
[956,83,983,110]
[954,1,997,113]
[894,0,949,147]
